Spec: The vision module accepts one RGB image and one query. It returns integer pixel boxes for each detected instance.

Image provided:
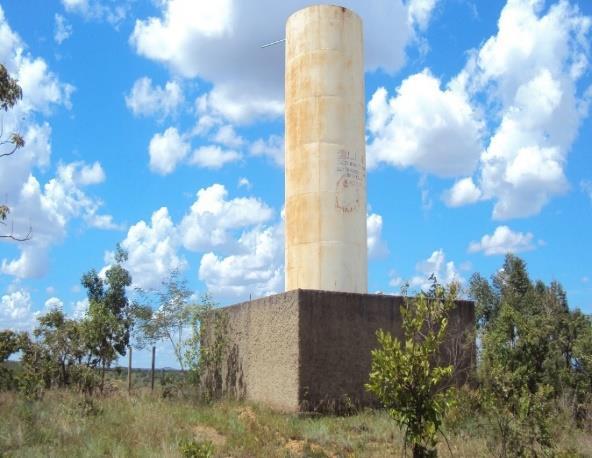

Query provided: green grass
[0,383,590,457]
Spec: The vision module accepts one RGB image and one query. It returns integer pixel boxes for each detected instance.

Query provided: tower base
[202,289,474,412]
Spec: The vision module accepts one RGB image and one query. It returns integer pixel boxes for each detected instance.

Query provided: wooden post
[127,346,132,394]
[151,346,156,392]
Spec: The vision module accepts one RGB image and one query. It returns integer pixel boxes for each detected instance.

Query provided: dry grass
[0,383,590,457]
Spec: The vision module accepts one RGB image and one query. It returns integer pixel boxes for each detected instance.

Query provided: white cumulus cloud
[179,184,273,252]
[454,0,591,219]
[0,288,35,330]
[443,177,482,207]
[0,8,115,280]
[249,135,284,166]
[368,0,592,220]
[125,77,183,118]
[130,0,433,125]
[468,225,535,256]
[367,213,389,259]
[198,222,284,301]
[407,0,438,30]
[118,207,187,290]
[367,70,483,177]
[113,184,277,291]
[148,127,190,175]
[189,145,241,169]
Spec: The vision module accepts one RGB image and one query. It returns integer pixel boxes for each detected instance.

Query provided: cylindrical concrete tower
[285,5,367,293]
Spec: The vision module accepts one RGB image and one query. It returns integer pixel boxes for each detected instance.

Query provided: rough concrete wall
[297,290,475,410]
[206,290,475,412]
[209,291,301,411]
[285,5,367,293]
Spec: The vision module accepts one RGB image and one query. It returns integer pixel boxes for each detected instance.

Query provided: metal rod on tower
[260,38,286,48]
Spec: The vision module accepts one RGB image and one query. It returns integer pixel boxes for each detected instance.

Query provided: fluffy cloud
[179,184,273,252]
[130,0,434,124]
[0,8,115,280]
[367,1,591,220]
[148,124,244,173]
[148,127,190,175]
[199,222,284,300]
[468,225,535,256]
[367,213,389,259]
[211,125,243,148]
[54,14,72,44]
[1,162,116,278]
[125,77,183,118]
[249,135,284,166]
[367,71,483,176]
[0,288,35,330]
[407,0,438,30]
[442,177,482,207]
[118,207,187,290]
[189,145,241,169]
[45,296,64,310]
[450,0,591,219]
[74,161,105,185]
[114,184,276,291]
[410,249,463,291]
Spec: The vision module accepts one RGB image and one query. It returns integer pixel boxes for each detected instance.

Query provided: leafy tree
[184,295,228,397]
[0,329,27,390]
[366,280,458,458]
[80,245,133,389]
[0,63,29,241]
[136,271,195,370]
[33,307,85,387]
[470,254,592,455]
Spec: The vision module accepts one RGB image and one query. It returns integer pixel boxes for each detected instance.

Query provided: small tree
[366,279,458,458]
[80,245,133,390]
[0,330,27,390]
[136,271,197,371]
[33,307,85,387]
[470,254,592,455]
[183,295,229,398]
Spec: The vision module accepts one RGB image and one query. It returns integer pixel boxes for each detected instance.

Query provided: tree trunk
[127,346,132,394]
[151,346,156,392]
[100,363,105,393]
[413,444,436,458]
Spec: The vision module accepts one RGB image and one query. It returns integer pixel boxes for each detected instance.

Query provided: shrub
[366,280,458,457]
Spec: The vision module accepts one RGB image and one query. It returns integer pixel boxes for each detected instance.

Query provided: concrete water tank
[285,5,367,293]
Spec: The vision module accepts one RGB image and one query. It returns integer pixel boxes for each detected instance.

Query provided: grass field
[1,379,591,458]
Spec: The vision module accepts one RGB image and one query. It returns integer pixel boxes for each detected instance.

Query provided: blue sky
[1,0,591,367]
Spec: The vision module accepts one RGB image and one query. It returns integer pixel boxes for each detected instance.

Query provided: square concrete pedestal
[204,289,474,412]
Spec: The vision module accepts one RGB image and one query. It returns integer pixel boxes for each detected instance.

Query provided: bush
[178,438,215,458]
[366,280,458,457]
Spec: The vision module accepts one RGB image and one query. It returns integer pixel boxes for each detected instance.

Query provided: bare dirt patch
[192,425,226,446]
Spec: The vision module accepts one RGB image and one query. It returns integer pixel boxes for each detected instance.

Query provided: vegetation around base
[0,385,590,458]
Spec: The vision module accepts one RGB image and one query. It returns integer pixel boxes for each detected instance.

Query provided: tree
[136,270,200,371]
[0,329,28,390]
[33,307,85,387]
[366,279,458,458]
[80,245,133,389]
[0,63,29,241]
[470,254,592,455]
